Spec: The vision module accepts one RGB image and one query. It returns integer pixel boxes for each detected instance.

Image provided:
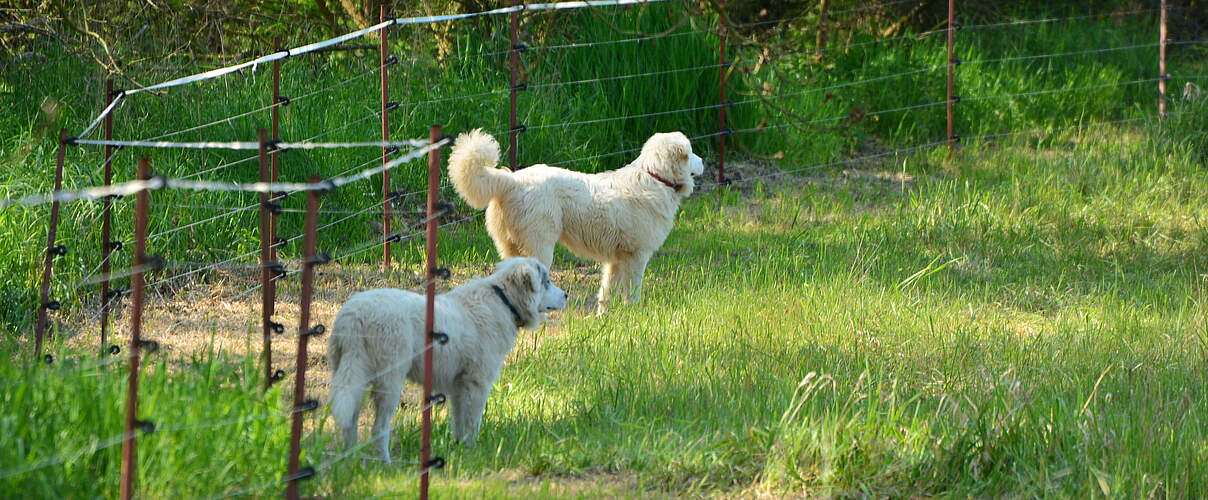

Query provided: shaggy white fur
[448,129,704,314]
[327,257,567,462]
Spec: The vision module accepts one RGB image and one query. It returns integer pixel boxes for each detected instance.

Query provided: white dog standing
[448,129,704,313]
[327,257,567,462]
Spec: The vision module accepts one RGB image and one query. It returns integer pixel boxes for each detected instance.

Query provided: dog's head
[492,257,567,329]
[640,131,705,196]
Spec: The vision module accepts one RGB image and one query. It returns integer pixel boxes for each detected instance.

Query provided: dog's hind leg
[369,379,404,463]
[596,262,620,315]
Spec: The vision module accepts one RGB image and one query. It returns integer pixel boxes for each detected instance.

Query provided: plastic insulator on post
[296,399,320,413]
[43,300,61,311]
[719,178,733,187]
[109,88,126,98]
[270,321,286,334]
[950,57,962,66]
[266,140,284,152]
[723,127,735,136]
[427,393,447,405]
[385,55,399,65]
[511,124,527,134]
[951,96,961,104]
[49,245,68,256]
[435,201,456,217]
[287,466,316,482]
[1161,73,1172,81]
[265,261,286,276]
[63,136,78,146]
[143,255,167,271]
[262,202,282,214]
[276,96,291,106]
[425,457,446,469]
[44,353,55,364]
[308,253,332,266]
[513,82,528,92]
[512,43,529,53]
[952,22,962,30]
[316,180,337,194]
[272,191,289,200]
[385,233,402,243]
[385,101,400,111]
[271,369,286,383]
[431,331,450,345]
[434,267,451,280]
[108,344,121,355]
[303,324,326,337]
[108,240,124,251]
[272,237,288,249]
[138,339,160,353]
[136,419,156,434]
[385,146,400,155]
[950,135,962,143]
[105,288,128,300]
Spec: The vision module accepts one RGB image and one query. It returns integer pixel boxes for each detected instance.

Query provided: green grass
[2,3,1208,498]
[5,111,1208,497]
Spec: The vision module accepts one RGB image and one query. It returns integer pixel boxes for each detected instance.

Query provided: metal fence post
[99,79,119,353]
[380,5,395,268]
[1159,0,1168,120]
[258,129,278,390]
[284,177,322,500]
[419,124,443,500]
[35,129,68,360]
[509,0,522,170]
[718,0,729,185]
[119,156,153,500]
[946,0,957,159]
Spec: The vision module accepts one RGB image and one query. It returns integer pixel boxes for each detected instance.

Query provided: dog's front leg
[451,379,490,447]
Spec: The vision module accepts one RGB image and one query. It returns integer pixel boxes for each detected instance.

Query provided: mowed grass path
[4,122,1207,498]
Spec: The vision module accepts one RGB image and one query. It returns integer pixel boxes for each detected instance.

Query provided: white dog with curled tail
[327,257,567,462]
[448,129,704,314]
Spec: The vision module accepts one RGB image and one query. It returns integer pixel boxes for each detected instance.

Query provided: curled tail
[447,129,516,210]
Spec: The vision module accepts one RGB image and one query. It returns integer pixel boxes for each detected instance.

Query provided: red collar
[646,170,683,191]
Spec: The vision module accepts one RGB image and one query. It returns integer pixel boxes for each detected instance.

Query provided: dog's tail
[328,315,370,448]
[448,129,515,210]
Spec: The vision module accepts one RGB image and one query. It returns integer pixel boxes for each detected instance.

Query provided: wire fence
[7,0,1203,498]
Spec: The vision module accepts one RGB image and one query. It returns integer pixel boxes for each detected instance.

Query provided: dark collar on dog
[491,285,525,327]
[647,170,683,192]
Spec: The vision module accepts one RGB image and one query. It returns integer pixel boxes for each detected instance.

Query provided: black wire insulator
[262,202,282,214]
[512,43,529,52]
[434,200,456,216]
[427,393,447,405]
[385,146,400,155]
[308,253,332,266]
[137,339,160,353]
[385,55,399,65]
[431,331,450,345]
[950,57,962,66]
[425,457,446,469]
[296,399,320,412]
[385,101,400,111]
[142,255,167,271]
[43,300,61,311]
[385,233,402,243]
[302,324,326,337]
[950,135,962,143]
[511,124,527,133]
[433,267,451,280]
[950,95,961,104]
[513,82,528,91]
[49,245,67,256]
[64,136,78,146]
[108,240,124,251]
[136,419,156,434]
[270,369,287,383]
[276,96,291,106]
[44,354,55,364]
[270,321,286,334]
[108,344,121,355]
[272,237,288,249]
[287,466,316,482]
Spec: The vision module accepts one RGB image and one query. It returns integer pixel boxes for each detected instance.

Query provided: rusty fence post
[380,5,396,268]
[717,2,730,185]
[1159,0,1168,120]
[419,124,445,500]
[119,157,155,500]
[284,178,323,500]
[508,0,523,170]
[257,129,281,390]
[35,129,68,360]
[271,35,284,263]
[99,79,119,354]
[946,0,957,159]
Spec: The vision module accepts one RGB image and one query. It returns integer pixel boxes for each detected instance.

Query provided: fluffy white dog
[327,257,567,462]
[448,129,704,313]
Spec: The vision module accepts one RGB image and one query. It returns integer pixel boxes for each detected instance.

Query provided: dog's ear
[503,259,539,295]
